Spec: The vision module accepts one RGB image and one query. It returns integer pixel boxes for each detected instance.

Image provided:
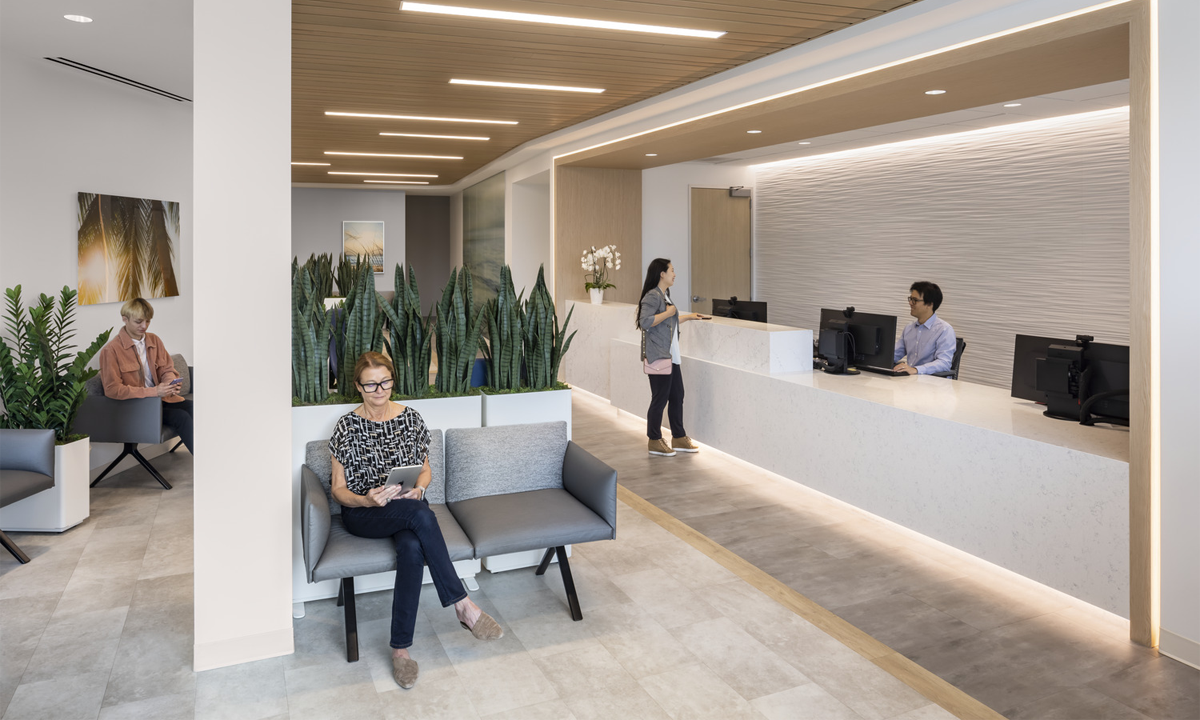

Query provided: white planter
[290,394,483,604]
[0,437,90,532]
[480,388,572,440]
[589,288,604,304]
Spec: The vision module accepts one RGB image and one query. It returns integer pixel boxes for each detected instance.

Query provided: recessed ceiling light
[450,79,604,94]
[797,141,811,145]
[400,2,725,39]
[364,180,430,184]
[925,89,947,95]
[1004,103,1022,107]
[380,132,489,141]
[747,130,762,134]
[324,151,462,160]
[645,153,657,157]
[326,111,517,125]
[328,172,439,177]
[64,14,92,23]
[291,162,331,166]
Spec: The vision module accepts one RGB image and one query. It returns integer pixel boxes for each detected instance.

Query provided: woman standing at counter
[637,258,709,456]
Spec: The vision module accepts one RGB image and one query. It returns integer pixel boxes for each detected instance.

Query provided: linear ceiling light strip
[324,151,462,160]
[400,2,724,39]
[325,111,517,125]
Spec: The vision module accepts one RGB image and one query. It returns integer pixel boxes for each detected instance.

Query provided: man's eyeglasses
[907,296,924,305]
[359,378,394,393]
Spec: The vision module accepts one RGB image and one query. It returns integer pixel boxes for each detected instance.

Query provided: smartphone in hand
[169,378,184,385]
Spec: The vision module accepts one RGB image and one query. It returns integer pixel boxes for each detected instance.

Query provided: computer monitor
[712,297,768,323]
[818,308,898,371]
[1011,334,1129,426]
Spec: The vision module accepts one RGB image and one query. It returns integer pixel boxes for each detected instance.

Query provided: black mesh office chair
[931,338,966,380]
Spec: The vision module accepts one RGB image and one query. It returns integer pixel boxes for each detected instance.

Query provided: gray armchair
[73,354,193,490]
[0,429,56,563]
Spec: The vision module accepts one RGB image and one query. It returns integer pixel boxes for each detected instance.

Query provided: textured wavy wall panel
[755,110,1130,388]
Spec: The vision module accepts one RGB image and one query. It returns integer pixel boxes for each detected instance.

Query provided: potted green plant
[0,285,110,531]
[581,244,621,304]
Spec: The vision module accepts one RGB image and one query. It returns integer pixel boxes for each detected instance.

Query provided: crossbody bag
[641,326,672,375]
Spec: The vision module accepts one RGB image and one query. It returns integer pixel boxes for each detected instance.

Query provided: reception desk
[565,301,1130,618]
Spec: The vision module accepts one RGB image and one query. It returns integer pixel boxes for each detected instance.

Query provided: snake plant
[378,264,433,397]
[522,265,576,390]
[0,286,111,442]
[334,260,384,397]
[481,265,525,391]
[334,253,361,298]
[291,262,331,404]
[434,266,485,395]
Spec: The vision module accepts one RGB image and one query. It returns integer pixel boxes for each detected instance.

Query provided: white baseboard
[194,627,294,672]
[1159,628,1200,669]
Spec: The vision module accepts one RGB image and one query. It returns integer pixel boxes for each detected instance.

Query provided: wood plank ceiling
[292,0,920,187]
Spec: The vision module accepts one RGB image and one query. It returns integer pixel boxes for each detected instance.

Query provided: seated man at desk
[893,281,956,375]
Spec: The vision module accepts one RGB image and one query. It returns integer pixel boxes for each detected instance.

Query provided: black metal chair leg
[90,444,133,487]
[555,546,583,621]
[534,547,556,576]
[169,439,184,453]
[131,448,172,490]
[336,582,345,607]
[342,577,359,662]
[0,529,31,564]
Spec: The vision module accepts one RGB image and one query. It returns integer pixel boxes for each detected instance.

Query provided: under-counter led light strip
[326,111,517,125]
[400,2,724,39]
[325,151,462,160]
[750,106,1129,168]
[552,0,1133,162]
[381,132,489,140]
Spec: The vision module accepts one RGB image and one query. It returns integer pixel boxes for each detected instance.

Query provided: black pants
[647,363,686,440]
[163,398,194,455]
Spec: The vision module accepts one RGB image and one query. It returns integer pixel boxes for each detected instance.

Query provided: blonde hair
[120,298,155,321]
[353,351,395,386]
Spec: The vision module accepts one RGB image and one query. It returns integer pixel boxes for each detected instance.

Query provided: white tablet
[384,465,423,493]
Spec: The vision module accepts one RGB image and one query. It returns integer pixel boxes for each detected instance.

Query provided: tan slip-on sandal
[393,655,419,689]
[461,611,504,641]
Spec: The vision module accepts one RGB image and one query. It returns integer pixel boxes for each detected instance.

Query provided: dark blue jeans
[163,398,194,455]
[341,499,467,649]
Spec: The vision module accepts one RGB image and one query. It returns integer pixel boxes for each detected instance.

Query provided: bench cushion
[0,470,55,508]
[305,430,446,514]
[449,488,614,557]
[311,502,474,583]
[444,421,567,503]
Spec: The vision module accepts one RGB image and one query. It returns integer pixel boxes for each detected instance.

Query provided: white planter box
[0,437,90,532]
[480,388,572,440]
[291,395,483,604]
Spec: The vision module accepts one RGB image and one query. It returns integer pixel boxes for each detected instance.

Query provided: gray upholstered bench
[299,420,617,662]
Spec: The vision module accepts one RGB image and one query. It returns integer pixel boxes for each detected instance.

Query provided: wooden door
[689,188,751,312]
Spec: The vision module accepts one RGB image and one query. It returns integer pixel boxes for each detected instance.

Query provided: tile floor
[1,393,1197,720]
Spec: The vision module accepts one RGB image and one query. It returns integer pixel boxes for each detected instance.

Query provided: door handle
[692,296,701,303]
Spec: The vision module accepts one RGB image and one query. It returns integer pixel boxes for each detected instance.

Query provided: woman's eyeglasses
[358,378,394,393]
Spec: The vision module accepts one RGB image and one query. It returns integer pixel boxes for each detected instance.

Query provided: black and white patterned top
[328,406,431,496]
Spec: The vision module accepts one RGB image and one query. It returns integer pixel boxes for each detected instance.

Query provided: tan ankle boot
[648,439,676,456]
[672,437,699,453]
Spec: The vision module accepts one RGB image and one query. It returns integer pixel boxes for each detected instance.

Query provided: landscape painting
[343,220,385,274]
[77,193,181,306]
[462,172,505,304]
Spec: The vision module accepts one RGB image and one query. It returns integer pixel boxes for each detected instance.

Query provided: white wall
[510,171,551,297]
[0,44,194,472]
[291,187,405,292]
[193,0,293,670]
[1157,0,1200,668]
[641,163,754,313]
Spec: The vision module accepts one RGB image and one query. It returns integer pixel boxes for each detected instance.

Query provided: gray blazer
[638,287,678,363]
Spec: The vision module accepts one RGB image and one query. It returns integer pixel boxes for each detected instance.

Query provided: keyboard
[857,365,908,377]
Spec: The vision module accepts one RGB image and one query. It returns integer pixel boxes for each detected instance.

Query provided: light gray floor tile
[645,538,739,590]
[751,683,861,720]
[361,616,460,693]
[138,522,194,580]
[98,691,196,720]
[484,698,577,720]
[76,524,153,565]
[195,656,288,720]
[671,617,810,701]
[564,685,674,720]
[607,568,721,630]
[488,586,601,659]
[2,670,109,720]
[533,643,640,703]
[51,559,142,618]
[701,580,826,648]
[585,602,699,679]
[832,592,980,655]
[887,703,960,720]
[21,606,128,684]
[638,663,761,720]
[572,538,659,578]
[0,553,81,601]
[378,673,479,720]
[539,554,637,614]
[451,653,560,717]
[1006,686,1154,720]
[285,659,385,720]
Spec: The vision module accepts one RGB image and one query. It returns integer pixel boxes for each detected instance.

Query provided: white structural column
[1156,0,1200,668]
[193,0,294,670]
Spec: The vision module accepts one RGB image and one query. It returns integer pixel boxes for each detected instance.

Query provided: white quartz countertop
[579,300,800,333]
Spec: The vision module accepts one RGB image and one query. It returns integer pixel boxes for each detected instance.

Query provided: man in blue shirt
[893,281,956,375]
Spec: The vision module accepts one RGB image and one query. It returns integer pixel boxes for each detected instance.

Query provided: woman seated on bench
[329,351,503,689]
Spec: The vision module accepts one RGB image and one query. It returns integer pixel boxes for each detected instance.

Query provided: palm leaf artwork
[76,192,181,305]
[0,285,111,441]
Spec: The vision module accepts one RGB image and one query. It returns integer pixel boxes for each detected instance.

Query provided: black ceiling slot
[44,57,191,102]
